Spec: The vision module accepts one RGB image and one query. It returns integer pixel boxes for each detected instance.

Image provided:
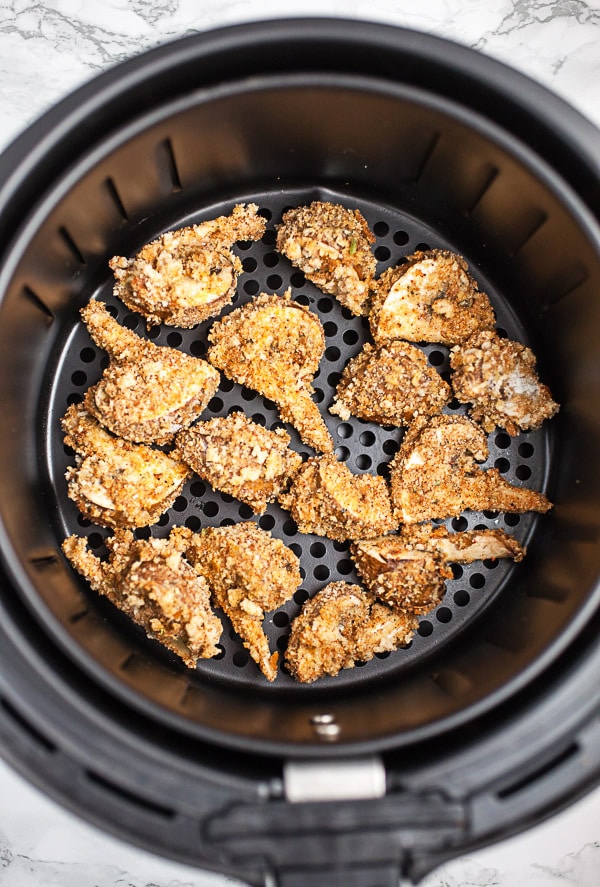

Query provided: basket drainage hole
[233,650,249,668]
[418,620,433,637]
[454,589,470,607]
[314,565,330,581]
[504,513,521,527]
[469,573,486,589]
[273,612,289,628]
[337,558,353,575]
[436,607,452,623]
[337,423,353,439]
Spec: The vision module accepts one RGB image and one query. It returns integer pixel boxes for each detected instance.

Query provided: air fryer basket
[1,18,600,887]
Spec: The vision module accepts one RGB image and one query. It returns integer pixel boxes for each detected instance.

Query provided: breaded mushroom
[109,203,266,328]
[278,453,396,542]
[62,529,222,666]
[369,249,495,346]
[285,582,417,683]
[62,403,190,529]
[450,329,559,435]
[177,522,301,681]
[330,340,451,425]
[389,414,552,523]
[82,299,220,445]
[207,290,333,452]
[174,411,302,513]
[352,525,525,614]
[276,201,376,315]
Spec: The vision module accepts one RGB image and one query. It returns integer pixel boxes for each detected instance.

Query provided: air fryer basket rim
[1,17,600,886]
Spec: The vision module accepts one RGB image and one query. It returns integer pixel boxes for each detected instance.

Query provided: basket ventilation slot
[496,742,579,800]
[158,137,182,192]
[85,769,176,819]
[104,176,128,221]
[0,697,56,753]
[22,285,54,325]
[58,225,86,265]
[465,167,499,215]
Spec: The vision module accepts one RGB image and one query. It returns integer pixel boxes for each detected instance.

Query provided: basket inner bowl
[1,75,600,752]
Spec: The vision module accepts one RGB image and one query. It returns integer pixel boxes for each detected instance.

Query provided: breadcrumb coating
[82,300,220,445]
[352,525,525,614]
[330,340,451,425]
[450,329,559,435]
[109,203,266,328]
[369,249,496,346]
[389,414,552,522]
[278,453,396,542]
[207,290,333,452]
[62,529,222,666]
[285,581,416,683]
[176,522,301,681]
[62,403,190,529]
[174,411,302,513]
[276,201,376,315]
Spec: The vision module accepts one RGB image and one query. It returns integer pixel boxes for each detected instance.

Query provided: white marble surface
[0,1,599,885]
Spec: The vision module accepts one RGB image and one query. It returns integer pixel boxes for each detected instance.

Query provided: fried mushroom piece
[278,453,396,542]
[352,525,526,614]
[62,529,222,666]
[207,290,333,453]
[174,412,302,514]
[82,300,220,445]
[177,522,301,682]
[109,203,266,328]
[330,340,451,425]
[285,582,417,683]
[276,201,376,315]
[450,329,559,435]
[62,403,190,529]
[369,249,496,346]
[390,415,552,523]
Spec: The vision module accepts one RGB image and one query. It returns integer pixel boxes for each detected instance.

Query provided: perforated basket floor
[45,186,551,692]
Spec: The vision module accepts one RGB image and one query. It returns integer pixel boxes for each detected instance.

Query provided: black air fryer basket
[1,19,600,887]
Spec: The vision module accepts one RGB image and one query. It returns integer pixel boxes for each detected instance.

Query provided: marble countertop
[0,1,599,885]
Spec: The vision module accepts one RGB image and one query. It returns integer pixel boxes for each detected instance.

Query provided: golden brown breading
[61,403,190,529]
[389,415,552,522]
[450,329,559,435]
[352,525,525,614]
[369,249,496,346]
[207,290,333,453]
[62,529,222,666]
[276,201,376,315]
[109,203,266,328]
[82,299,220,445]
[174,411,302,514]
[329,340,451,425]
[177,522,301,681]
[278,453,396,542]
[285,581,416,683]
